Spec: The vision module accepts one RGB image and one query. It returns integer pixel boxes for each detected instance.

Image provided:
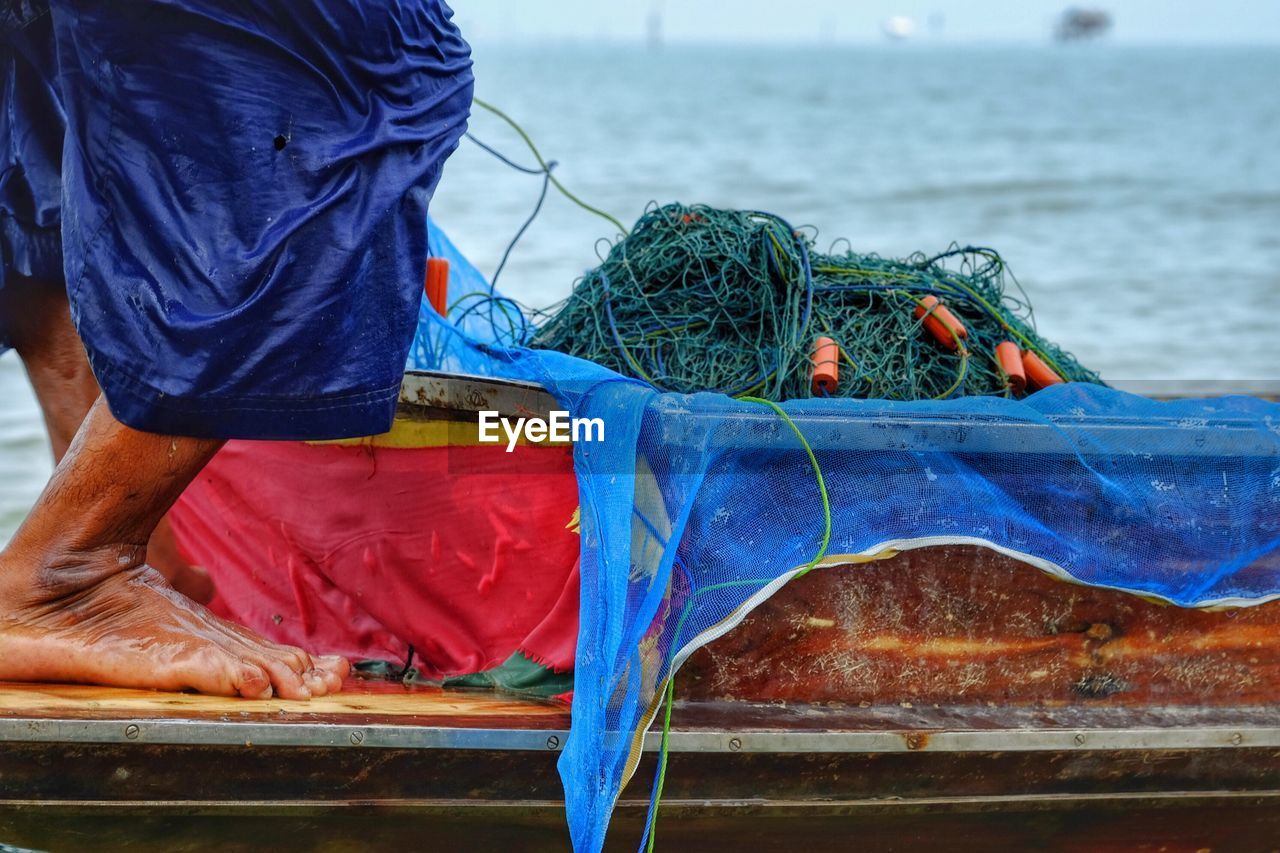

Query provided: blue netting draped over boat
[414,216,1280,853]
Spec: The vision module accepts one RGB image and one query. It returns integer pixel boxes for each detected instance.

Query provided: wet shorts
[0,1,472,439]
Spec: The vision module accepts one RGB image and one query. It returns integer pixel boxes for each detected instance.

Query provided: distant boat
[880,15,916,40]
[646,4,662,51]
[1055,6,1112,41]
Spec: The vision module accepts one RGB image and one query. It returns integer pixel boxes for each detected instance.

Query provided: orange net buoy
[996,341,1026,394]
[1022,350,1064,388]
[913,295,967,351]
[425,257,449,316]
[810,336,840,396]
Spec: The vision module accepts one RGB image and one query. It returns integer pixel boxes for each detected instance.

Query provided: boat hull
[3,371,1279,851]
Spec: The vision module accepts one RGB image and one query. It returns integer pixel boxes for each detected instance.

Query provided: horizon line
[466,34,1280,49]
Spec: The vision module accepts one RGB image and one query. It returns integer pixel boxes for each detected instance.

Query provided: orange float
[1022,350,1065,389]
[913,295,967,351]
[996,341,1026,394]
[810,336,840,396]
[425,257,450,316]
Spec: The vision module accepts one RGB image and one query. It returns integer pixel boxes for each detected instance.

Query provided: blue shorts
[0,8,63,303]
[0,1,472,440]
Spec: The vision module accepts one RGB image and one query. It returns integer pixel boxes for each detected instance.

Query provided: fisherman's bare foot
[0,561,348,699]
[0,398,348,699]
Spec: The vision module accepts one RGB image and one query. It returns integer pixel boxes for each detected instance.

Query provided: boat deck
[5,679,1280,747]
[2,680,1278,851]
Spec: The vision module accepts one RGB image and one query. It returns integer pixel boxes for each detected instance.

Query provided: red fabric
[168,441,581,677]
[518,559,580,670]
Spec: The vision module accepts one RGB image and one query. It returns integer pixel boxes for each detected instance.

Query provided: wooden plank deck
[0,681,567,727]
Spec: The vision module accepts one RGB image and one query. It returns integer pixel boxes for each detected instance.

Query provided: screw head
[1230,732,1243,745]
[349,731,365,745]
[728,737,742,751]
[124,725,140,740]
[546,735,561,750]
[1074,733,1086,745]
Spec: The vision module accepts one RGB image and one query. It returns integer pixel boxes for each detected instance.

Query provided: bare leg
[1,276,213,602]
[0,306,348,697]
[0,275,98,462]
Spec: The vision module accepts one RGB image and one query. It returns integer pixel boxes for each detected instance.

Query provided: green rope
[645,397,832,851]
[472,97,630,236]
[644,675,677,853]
[737,397,832,577]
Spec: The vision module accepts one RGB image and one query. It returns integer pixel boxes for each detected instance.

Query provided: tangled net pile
[533,203,1101,401]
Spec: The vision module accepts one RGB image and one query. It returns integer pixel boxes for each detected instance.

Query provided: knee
[0,275,73,355]
[0,278,42,353]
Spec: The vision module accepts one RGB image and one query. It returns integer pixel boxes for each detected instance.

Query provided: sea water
[2,43,1278,541]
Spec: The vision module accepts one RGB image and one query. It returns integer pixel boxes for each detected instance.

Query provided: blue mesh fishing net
[414,218,1280,852]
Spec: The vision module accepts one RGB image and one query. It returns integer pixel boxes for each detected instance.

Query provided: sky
[450,1,1280,46]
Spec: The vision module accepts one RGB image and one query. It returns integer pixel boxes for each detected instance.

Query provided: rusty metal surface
[680,544,1280,707]
[396,369,557,423]
[8,713,1280,754]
